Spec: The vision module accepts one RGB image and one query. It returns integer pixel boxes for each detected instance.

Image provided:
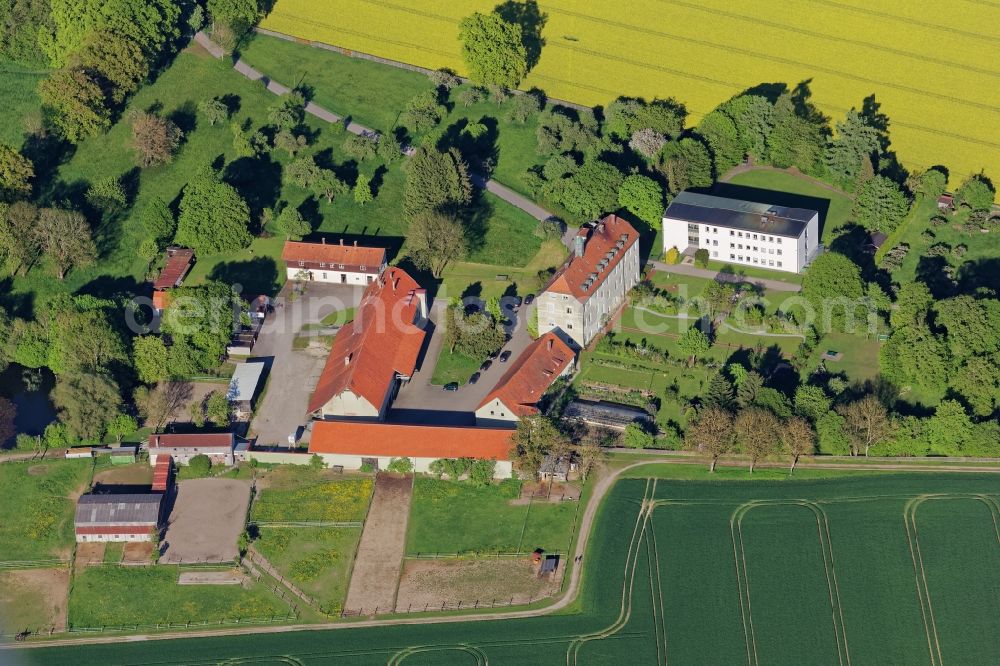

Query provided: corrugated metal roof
[75,494,162,525]
[664,191,817,238]
[228,362,265,402]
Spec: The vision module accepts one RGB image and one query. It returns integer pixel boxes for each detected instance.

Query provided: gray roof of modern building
[75,493,162,525]
[663,191,819,238]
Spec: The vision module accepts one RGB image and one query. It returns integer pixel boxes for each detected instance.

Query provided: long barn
[74,494,163,543]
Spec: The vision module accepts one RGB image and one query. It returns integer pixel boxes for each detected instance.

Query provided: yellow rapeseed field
[262,0,999,182]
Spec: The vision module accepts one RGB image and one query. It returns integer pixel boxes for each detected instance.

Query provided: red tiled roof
[281,240,386,271]
[153,248,194,290]
[545,215,639,301]
[478,332,574,417]
[152,290,169,311]
[307,268,427,414]
[309,421,513,460]
[152,456,172,492]
[76,526,155,535]
[148,433,234,450]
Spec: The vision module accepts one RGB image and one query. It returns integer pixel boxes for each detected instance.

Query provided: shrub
[664,246,681,264]
[187,454,212,477]
[694,248,710,267]
[621,423,654,449]
[387,457,413,474]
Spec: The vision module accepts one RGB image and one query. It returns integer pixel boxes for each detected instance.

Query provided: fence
[0,559,69,570]
[253,521,364,528]
[342,591,560,617]
[65,615,298,635]
[244,547,318,612]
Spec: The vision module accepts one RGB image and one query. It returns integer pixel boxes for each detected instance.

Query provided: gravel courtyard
[161,479,251,564]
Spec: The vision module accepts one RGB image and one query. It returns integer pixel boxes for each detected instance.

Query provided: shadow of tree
[208,256,280,297]
[495,0,548,71]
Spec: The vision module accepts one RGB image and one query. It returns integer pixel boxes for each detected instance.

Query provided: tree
[207,0,259,32]
[735,370,763,408]
[719,94,774,159]
[230,122,266,158]
[458,11,528,89]
[577,442,607,480]
[198,97,229,126]
[38,67,111,142]
[678,327,710,367]
[406,210,466,278]
[140,196,176,247]
[53,371,122,441]
[685,406,733,472]
[188,453,212,476]
[131,110,182,167]
[0,144,33,201]
[267,93,304,130]
[0,397,15,447]
[933,295,1000,362]
[628,128,666,159]
[399,89,446,134]
[35,208,96,279]
[697,110,742,174]
[621,423,654,449]
[839,394,889,456]
[658,137,712,194]
[890,282,932,330]
[510,415,564,480]
[134,383,172,430]
[77,30,148,104]
[949,356,1000,418]
[825,109,882,185]
[133,335,168,383]
[428,68,462,90]
[485,296,503,324]
[376,133,402,162]
[403,147,472,219]
[853,175,910,233]
[879,322,949,395]
[605,97,685,139]
[793,385,831,422]
[386,456,414,475]
[342,133,377,161]
[703,371,734,409]
[925,399,973,454]
[276,206,310,240]
[44,422,70,450]
[766,92,826,174]
[162,281,241,371]
[617,174,663,226]
[454,312,505,359]
[694,248,710,268]
[955,174,995,211]
[469,459,496,486]
[664,246,680,264]
[733,407,779,474]
[560,159,623,219]
[354,173,373,206]
[175,167,252,254]
[781,416,815,473]
[139,234,158,266]
[913,168,947,199]
[85,176,127,212]
[0,201,41,274]
[273,129,306,157]
[106,413,138,444]
[508,91,542,123]
[801,252,864,332]
[205,391,230,425]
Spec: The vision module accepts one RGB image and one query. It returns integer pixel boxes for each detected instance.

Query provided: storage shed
[75,493,162,543]
[227,361,266,419]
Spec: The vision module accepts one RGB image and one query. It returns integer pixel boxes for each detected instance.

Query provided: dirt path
[343,474,413,614]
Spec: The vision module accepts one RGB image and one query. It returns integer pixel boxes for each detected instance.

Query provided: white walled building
[661,192,820,274]
[537,215,641,347]
[281,239,387,285]
[75,494,162,543]
[308,421,514,479]
[146,433,235,466]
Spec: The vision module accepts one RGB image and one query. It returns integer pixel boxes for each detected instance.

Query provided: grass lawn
[67,565,289,627]
[0,59,46,147]
[0,459,92,561]
[440,239,566,300]
[254,526,361,614]
[430,347,481,386]
[406,478,577,555]
[702,259,805,285]
[320,307,355,326]
[252,477,373,523]
[722,168,854,244]
[465,192,541,267]
[806,330,881,384]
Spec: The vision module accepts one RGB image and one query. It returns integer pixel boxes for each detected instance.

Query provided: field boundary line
[903,495,943,666]
[802,501,850,666]
[648,509,669,665]
[730,501,760,666]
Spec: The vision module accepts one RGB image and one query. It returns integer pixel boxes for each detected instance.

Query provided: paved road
[390,298,535,423]
[249,284,364,446]
[647,260,803,292]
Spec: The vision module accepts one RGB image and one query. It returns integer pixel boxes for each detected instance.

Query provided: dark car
[443,382,459,391]
[480,359,492,372]
[469,372,481,385]
[499,350,513,362]
[524,294,535,305]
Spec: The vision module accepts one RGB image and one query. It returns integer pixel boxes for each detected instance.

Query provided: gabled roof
[281,240,386,270]
[545,215,639,301]
[478,332,574,417]
[663,191,817,238]
[148,433,235,450]
[309,421,513,460]
[75,494,162,525]
[307,267,427,414]
[153,247,194,290]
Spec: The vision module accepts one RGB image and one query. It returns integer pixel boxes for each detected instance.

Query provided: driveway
[249,282,365,445]
[390,298,535,424]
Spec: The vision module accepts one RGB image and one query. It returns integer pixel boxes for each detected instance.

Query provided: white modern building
[661,192,820,274]
[281,239,387,285]
[537,214,641,347]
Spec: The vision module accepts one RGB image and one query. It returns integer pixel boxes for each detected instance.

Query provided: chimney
[339,238,343,245]
[354,240,358,247]
[322,238,326,244]
[392,278,399,292]
[574,235,585,258]
[414,289,428,320]
[345,352,353,366]
[547,337,553,350]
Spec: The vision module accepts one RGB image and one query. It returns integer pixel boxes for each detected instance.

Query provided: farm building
[537,215,641,347]
[307,267,429,421]
[661,192,820,274]
[146,433,235,466]
[227,361,266,419]
[563,399,655,431]
[151,247,194,312]
[74,493,162,543]
[308,421,515,478]
[937,194,954,210]
[65,447,97,459]
[152,456,173,492]
[281,239,387,285]
[476,332,576,426]
[539,454,574,483]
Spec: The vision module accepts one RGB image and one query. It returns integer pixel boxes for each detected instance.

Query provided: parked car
[469,372,481,385]
[499,350,512,362]
[480,359,492,372]
[443,382,459,391]
[524,294,535,305]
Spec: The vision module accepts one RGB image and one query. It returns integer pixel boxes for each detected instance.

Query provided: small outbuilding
[227,361,266,419]
[937,194,954,210]
[539,454,574,483]
[75,493,162,543]
[563,399,655,431]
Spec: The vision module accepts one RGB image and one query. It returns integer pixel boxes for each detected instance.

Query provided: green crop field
[29,473,1000,664]
[261,0,1000,185]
